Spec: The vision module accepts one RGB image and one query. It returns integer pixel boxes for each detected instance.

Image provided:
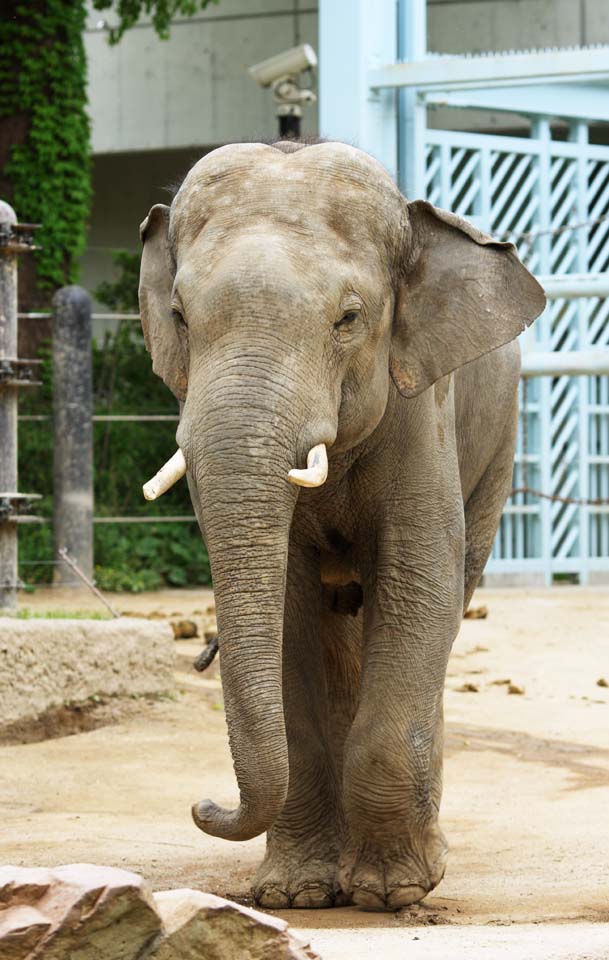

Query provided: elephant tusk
[143,449,187,500]
[288,443,328,488]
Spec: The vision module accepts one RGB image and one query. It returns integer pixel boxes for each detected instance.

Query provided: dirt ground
[1,585,608,959]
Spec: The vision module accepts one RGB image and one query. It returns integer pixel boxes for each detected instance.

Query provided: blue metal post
[397,0,427,198]
[571,119,590,584]
[319,0,398,181]
[532,117,554,586]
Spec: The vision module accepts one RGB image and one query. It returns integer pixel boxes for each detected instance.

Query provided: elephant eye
[334,310,360,331]
[172,308,186,328]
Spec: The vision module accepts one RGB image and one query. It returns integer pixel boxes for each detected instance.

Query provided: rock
[0,903,52,959]
[171,620,199,640]
[0,864,161,960]
[455,682,479,693]
[597,677,608,688]
[0,868,319,960]
[507,683,525,695]
[152,889,319,960]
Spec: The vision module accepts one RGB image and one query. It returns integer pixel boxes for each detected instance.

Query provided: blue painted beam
[369,45,609,91]
[422,82,609,123]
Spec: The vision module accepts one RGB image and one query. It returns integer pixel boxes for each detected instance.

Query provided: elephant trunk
[186,381,302,842]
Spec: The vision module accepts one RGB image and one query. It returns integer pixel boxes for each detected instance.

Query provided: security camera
[249,44,317,88]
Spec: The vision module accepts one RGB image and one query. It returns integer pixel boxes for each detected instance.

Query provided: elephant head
[138,141,544,843]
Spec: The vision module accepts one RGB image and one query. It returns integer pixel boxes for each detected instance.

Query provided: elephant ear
[139,203,188,401]
[390,200,546,398]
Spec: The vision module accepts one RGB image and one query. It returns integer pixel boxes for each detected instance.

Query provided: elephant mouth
[143,443,329,501]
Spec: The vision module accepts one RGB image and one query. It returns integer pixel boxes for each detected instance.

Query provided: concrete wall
[428,0,607,54]
[82,147,204,307]
[84,0,609,156]
[82,0,609,296]
[83,1,318,298]
[85,0,319,155]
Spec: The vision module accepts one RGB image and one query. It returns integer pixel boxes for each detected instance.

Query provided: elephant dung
[171,619,199,640]
[152,889,319,960]
[0,863,161,960]
[463,605,489,620]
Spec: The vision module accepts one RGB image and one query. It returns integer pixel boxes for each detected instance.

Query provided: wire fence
[19,307,197,527]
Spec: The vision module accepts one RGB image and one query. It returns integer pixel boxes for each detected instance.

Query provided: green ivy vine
[0,1,91,292]
[92,0,219,45]
[0,0,218,296]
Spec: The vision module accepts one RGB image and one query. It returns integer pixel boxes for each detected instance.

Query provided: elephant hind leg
[463,405,519,612]
[321,603,364,791]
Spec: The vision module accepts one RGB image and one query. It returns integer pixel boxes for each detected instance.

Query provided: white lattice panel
[425,125,609,582]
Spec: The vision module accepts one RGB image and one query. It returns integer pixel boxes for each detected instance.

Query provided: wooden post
[0,202,19,610]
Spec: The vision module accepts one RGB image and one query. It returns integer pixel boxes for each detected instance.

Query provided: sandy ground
[1,585,608,959]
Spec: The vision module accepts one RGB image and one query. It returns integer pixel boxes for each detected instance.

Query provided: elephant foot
[338,825,448,911]
[253,854,346,909]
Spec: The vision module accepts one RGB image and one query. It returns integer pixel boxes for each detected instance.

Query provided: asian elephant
[138,140,545,911]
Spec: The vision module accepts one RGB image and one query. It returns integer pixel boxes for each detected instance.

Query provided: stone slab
[152,889,319,960]
[0,863,161,960]
[0,618,174,725]
[0,867,320,960]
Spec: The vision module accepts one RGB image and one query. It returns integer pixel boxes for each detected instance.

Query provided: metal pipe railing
[521,349,609,377]
[537,272,609,300]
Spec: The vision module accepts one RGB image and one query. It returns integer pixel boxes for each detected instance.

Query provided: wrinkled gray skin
[138,140,545,911]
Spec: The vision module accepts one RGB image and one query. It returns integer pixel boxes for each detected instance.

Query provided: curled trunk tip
[192,791,287,842]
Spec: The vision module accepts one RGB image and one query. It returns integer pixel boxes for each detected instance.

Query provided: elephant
[138,139,545,911]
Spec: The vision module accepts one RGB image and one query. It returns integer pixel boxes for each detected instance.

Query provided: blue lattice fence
[425,124,609,583]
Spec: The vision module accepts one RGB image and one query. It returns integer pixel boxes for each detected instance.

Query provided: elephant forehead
[172,142,401,250]
[175,225,372,312]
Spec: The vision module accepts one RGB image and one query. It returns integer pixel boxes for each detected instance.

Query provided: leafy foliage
[92,0,219,44]
[4,1,219,588]
[94,251,140,312]
[0,1,91,291]
[19,251,211,592]
[0,0,218,295]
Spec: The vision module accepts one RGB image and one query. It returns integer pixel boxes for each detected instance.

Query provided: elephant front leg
[253,544,344,909]
[339,520,463,910]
